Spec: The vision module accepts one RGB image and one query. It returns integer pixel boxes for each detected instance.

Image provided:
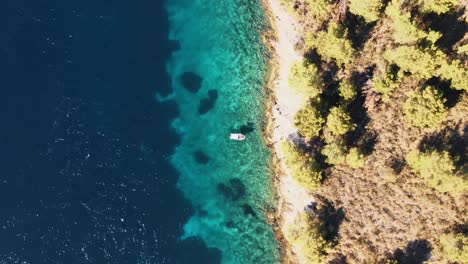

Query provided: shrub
[281,142,323,190]
[403,86,447,129]
[338,80,357,101]
[457,43,468,55]
[326,106,356,135]
[305,22,355,67]
[346,148,365,168]
[417,0,459,14]
[288,60,323,98]
[439,232,468,263]
[372,70,402,101]
[285,213,332,264]
[407,150,467,194]
[322,140,347,165]
[294,103,325,140]
[304,0,333,22]
[349,0,383,23]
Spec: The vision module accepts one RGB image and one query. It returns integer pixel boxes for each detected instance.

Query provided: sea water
[165,0,280,263]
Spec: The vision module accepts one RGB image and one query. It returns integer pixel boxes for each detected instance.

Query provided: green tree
[403,86,447,129]
[417,0,459,14]
[281,141,323,190]
[384,46,441,79]
[294,103,325,140]
[439,232,468,263]
[326,106,356,135]
[285,213,332,264]
[288,60,323,98]
[407,150,467,194]
[338,80,357,101]
[439,60,468,91]
[305,22,355,67]
[304,0,333,22]
[349,0,383,23]
[385,0,428,44]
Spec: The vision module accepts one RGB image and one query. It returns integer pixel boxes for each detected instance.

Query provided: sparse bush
[294,103,325,140]
[346,148,365,168]
[281,141,323,190]
[285,213,332,264]
[288,60,323,98]
[349,0,383,23]
[407,150,467,194]
[457,43,468,55]
[439,232,468,263]
[417,0,459,14]
[338,80,357,101]
[403,86,447,129]
[305,22,355,67]
[326,106,356,135]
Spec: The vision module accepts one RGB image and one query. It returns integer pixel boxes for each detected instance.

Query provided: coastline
[260,0,314,263]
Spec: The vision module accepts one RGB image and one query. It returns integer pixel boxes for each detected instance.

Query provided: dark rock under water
[180,71,203,93]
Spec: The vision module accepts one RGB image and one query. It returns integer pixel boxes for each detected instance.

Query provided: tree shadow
[345,71,372,147]
[418,122,467,168]
[425,77,462,108]
[391,240,432,264]
[422,8,468,52]
[343,11,377,50]
[307,197,346,242]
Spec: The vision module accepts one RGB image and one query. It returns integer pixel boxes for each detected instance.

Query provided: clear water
[164,0,280,263]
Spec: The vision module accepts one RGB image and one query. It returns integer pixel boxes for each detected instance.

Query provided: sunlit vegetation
[322,140,365,168]
[407,149,467,194]
[294,102,325,140]
[305,22,355,66]
[439,232,468,262]
[403,86,447,129]
[281,141,323,190]
[285,213,332,264]
[280,0,467,261]
[349,0,383,23]
[288,60,323,98]
[338,79,357,101]
[326,106,356,136]
[417,0,459,14]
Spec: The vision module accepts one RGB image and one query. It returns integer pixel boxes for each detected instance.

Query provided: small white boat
[230,133,245,141]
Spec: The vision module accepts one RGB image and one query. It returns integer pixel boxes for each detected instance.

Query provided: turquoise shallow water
[164,0,279,263]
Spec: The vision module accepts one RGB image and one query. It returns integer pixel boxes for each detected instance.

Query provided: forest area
[277,0,467,263]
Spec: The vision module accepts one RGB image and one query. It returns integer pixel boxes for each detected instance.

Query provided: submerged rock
[242,204,257,217]
[198,89,218,114]
[240,122,255,134]
[216,178,245,201]
[193,150,210,164]
[180,72,202,93]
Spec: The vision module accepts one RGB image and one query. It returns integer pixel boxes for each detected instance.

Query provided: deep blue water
[0,0,221,263]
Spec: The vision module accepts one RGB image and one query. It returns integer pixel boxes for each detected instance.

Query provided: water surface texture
[0,0,220,263]
[165,0,279,263]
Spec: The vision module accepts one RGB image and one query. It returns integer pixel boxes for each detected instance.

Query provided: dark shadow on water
[392,240,432,264]
[180,72,203,93]
[217,178,246,202]
[240,122,256,134]
[193,150,210,164]
[198,89,218,115]
[176,237,222,264]
[242,204,257,218]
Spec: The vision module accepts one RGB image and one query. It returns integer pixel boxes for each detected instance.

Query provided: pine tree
[403,86,447,129]
[288,60,323,98]
[417,0,459,14]
[349,0,383,23]
[326,106,356,135]
[281,142,323,190]
[294,103,325,140]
